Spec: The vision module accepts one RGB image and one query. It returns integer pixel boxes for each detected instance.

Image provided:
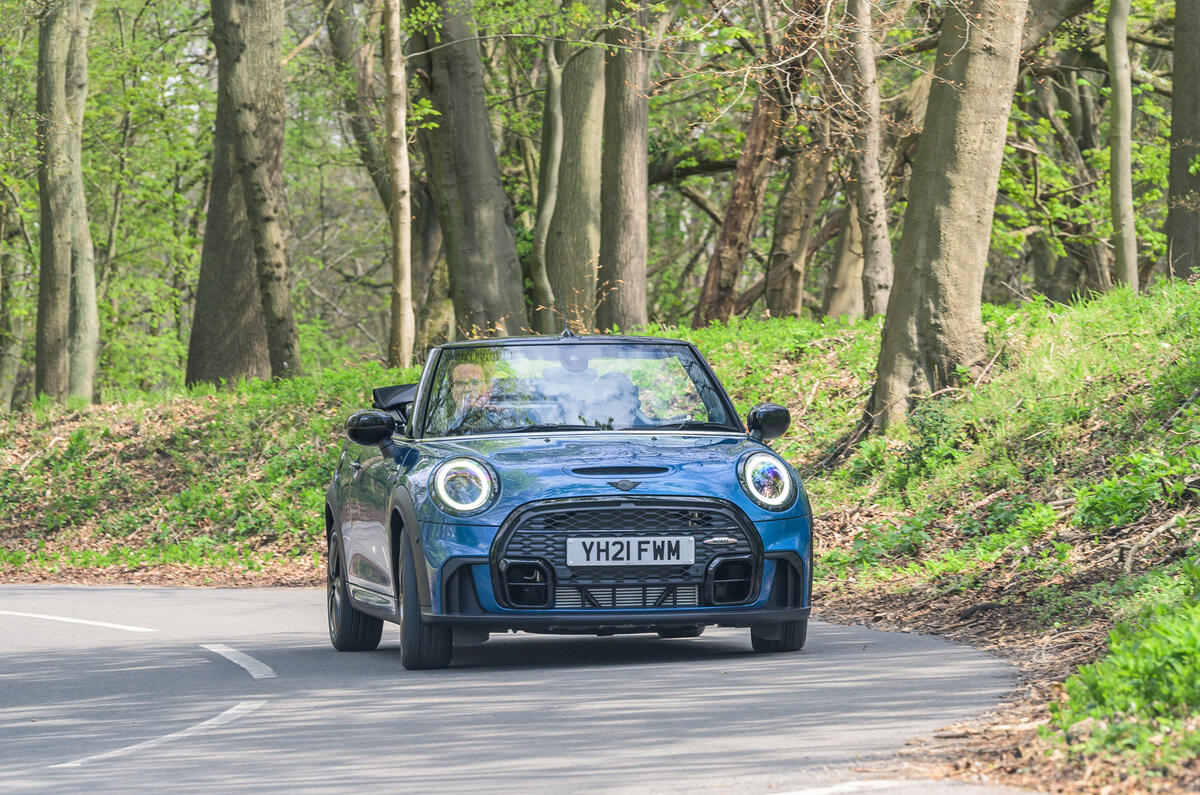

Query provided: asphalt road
[0,586,1025,794]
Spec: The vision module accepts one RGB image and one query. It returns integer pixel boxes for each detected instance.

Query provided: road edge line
[49,700,267,769]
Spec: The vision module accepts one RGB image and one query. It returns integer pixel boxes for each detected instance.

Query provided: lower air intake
[553,585,698,609]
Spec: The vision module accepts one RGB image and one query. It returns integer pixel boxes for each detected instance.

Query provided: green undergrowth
[0,361,421,572]
[1045,563,1200,771]
[807,282,1200,777]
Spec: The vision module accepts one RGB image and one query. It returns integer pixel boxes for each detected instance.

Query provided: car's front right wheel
[398,537,453,670]
[750,618,807,653]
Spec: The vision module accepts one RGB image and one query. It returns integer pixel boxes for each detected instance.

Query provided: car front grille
[492,498,761,609]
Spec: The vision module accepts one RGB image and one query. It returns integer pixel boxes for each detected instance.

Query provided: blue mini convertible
[325,334,813,668]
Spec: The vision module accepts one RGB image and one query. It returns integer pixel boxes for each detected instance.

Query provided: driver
[444,360,525,434]
[449,362,490,416]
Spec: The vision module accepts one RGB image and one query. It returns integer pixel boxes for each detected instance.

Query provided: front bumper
[423,606,811,632]
[418,497,812,633]
[427,546,811,634]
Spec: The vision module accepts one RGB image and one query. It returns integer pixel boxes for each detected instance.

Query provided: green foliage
[0,360,420,571]
[1049,563,1200,769]
[1074,450,1200,531]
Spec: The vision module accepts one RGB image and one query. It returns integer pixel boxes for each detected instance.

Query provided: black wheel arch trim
[388,484,433,611]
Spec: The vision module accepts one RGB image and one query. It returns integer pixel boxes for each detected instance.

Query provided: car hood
[409,432,810,524]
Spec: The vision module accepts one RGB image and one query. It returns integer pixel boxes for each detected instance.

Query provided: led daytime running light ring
[434,458,494,513]
[740,452,794,509]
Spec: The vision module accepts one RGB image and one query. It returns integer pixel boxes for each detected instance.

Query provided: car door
[343,439,395,595]
[336,444,362,543]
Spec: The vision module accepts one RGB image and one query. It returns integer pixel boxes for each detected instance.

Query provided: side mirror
[747,403,790,442]
[345,410,396,447]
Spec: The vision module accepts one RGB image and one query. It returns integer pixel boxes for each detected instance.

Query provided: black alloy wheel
[327,532,383,651]
[398,536,453,670]
[750,618,807,653]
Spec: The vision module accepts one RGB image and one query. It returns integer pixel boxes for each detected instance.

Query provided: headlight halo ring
[737,450,796,511]
[431,456,498,515]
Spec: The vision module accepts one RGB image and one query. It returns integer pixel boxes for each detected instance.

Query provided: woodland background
[2,0,1197,424]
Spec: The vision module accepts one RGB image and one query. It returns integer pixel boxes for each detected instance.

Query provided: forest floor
[4,284,1200,791]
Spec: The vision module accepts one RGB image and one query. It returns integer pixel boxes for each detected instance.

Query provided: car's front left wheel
[398,537,453,670]
[327,532,384,651]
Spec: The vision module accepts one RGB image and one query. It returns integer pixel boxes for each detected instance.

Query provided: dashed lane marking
[49,701,267,768]
[0,609,157,633]
[200,643,277,679]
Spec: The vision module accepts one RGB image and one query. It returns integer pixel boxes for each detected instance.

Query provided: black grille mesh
[494,500,759,606]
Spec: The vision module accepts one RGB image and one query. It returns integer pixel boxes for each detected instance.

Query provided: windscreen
[422,343,737,437]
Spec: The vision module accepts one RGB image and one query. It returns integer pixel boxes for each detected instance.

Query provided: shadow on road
[1,622,1016,792]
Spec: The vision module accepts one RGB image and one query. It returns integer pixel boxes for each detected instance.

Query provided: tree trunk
[822,202,865,319]
[868,0,1029,429]
[412,179,443,338]
[326,0,391,212]
[692,94,780,328]
[186,79,271,386]
[529,40,562,335]
[407,0,527,337]
[64,0,97,400]
[383,0,414,368]
[0,235,29,412]
[35,0,72,400]
[596,0,649,333]
[764,143,830,318]
[848,0,893,318]
[211,0,303,378]
[1168,0,1200,277]
[187,1,275,385]
[546,4,605,332]
[1106,0,1137,287]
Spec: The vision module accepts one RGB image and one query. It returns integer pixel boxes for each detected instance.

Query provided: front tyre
[399,537,453,670]
[750,619,807,653]
[327,532,383,651]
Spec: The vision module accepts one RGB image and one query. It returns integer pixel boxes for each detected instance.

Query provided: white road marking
[779,781,915,795]
[0,609,156,633]
[200,643,276,679]
[50,701,266,769]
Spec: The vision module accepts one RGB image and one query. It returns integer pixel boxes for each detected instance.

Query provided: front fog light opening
[706,556,755,605]
[739,452,794,510]
[500,558,552,608]
[434,457,495,514]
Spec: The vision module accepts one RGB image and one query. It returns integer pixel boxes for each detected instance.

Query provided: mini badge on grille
[703,536,738,546]
[608,480,641,491]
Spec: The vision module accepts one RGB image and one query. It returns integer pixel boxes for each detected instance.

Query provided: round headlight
[739,452,794,509]
[433,458,495,514]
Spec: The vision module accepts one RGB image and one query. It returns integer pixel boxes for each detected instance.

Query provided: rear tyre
[327,533,383,651]
[399,537,453,670]
[657,625,704,639]
[750,619,807,653]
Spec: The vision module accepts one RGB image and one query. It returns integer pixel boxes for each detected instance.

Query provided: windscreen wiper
[493,423,602,433]
[646,420,735,431]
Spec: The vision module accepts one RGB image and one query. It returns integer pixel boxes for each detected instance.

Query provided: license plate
[566,536,695,566]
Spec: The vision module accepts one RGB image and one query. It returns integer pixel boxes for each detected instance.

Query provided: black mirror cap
[747,403,790,442]
[345,410,396,447]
